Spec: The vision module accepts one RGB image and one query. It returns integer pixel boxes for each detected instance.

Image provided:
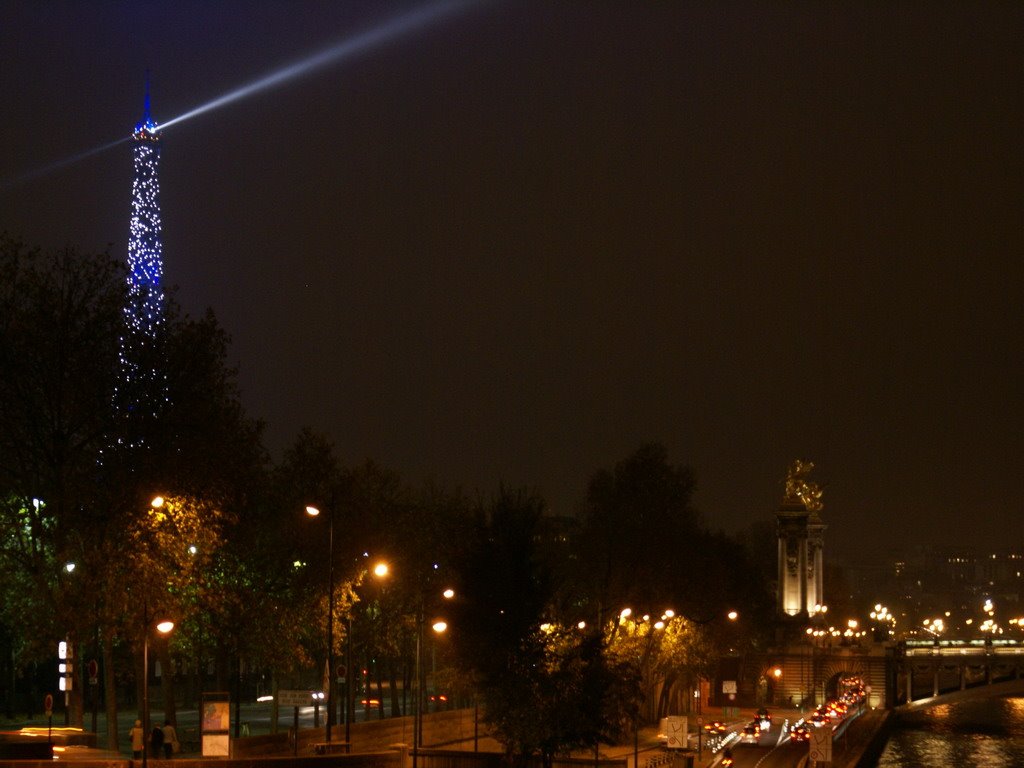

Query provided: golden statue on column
[783,459,824,511]
[777,459,826,618]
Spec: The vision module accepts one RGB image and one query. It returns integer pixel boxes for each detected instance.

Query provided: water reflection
[878,697,1024,767]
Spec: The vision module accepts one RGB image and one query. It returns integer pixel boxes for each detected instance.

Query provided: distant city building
[846,544,1024,639]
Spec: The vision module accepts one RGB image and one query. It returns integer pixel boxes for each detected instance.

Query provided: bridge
[738,638,1024,710]
[756,641,890,709]
[747,491,1024,712]
[894,638,1024,705]
[898,675,1024,711]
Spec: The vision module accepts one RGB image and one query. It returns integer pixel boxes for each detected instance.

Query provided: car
[756,707,772,722]
[810,711,830,727]
[703,720,727,735]
[789,722,810,742]
[825,701,846,720]
[740,723,761,744]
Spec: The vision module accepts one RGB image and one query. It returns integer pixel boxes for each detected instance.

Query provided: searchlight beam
[1,0,477,192]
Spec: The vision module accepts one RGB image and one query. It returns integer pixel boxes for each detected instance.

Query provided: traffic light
[58,640,73,692]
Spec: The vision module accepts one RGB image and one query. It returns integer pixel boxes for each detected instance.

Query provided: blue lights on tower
[116,80,168,421]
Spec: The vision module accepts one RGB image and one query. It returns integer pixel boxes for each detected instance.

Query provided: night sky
[3,2,1022,562]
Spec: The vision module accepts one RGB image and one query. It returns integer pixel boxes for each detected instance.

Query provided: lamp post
[142,615,174,768]
[412,587,451,768]
[305,505,335,744]
[414,607,424,768]
[360,565,391,729]
[350,561,389,733]
[344,614,353,745]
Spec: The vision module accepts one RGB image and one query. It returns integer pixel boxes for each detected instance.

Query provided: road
[717,732,804,767]
[702,716,809,768]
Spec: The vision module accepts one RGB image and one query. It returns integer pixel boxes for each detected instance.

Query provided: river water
[876,696,1024,767]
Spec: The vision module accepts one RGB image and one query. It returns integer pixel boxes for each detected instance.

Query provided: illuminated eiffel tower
[114,79,168,432]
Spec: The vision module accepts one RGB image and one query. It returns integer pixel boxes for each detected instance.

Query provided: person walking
[129,720,145,759]
[150,723,165,758]
[162,720,179,758]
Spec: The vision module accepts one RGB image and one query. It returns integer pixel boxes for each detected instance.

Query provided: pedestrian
[162,719,179,758]
[129,719,145,759]
[150,723,165,758]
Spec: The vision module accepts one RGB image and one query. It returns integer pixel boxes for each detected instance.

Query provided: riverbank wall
[831,708,895,768]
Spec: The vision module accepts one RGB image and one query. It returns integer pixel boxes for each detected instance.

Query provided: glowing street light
[305,503,336,743]
[142,616,174,768]
[412,582,454,768]
[341,559,390,744]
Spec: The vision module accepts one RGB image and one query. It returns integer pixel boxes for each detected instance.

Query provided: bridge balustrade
[895,639,1024,704]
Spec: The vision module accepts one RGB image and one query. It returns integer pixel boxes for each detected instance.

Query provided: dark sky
[3,2,1022,562]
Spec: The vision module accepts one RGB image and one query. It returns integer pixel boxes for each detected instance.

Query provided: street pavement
[1,700,375,757]
[3,703,821,767]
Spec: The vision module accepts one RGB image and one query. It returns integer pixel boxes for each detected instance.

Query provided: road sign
[277,689,314,707]
[336,664,346,683]
[44,694,53,716]
[809,726,832,762]
[663,716,687,749]
[88,659,99,685]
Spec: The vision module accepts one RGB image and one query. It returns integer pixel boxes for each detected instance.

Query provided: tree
[338,465,471,719]
[574,443,700,625]
[0,236,125,725]
[0,234,269,746]
[449,489,551,764]
[449,489,634,766]
[94,302,267,744]
[574,444,773,723]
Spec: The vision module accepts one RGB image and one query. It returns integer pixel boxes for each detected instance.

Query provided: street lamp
[347,559,389,739]
[410,585,453,768]
[305,504,336,744]
[414,612,448,768]
[142,616,174,768]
